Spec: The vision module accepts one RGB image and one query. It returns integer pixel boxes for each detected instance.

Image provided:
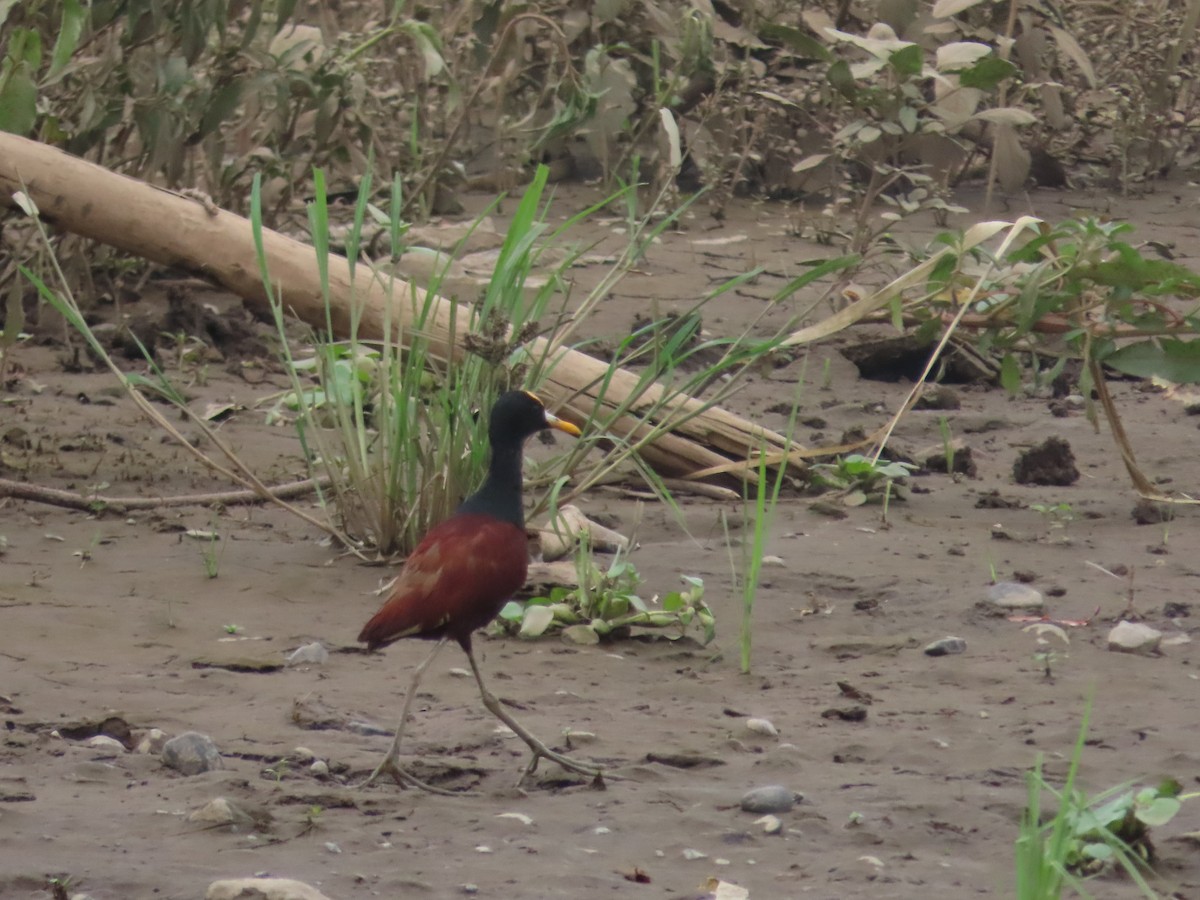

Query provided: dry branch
[0,476,328,514]
[0,132,797,479]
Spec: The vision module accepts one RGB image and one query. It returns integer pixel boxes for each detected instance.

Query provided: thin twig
[0,476,329,514]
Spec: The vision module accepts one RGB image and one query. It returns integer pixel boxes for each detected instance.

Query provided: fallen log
[0,132,798,479]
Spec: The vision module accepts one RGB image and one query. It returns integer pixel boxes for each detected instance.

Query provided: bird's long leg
[464,644,603,786]
[360,639,459,795]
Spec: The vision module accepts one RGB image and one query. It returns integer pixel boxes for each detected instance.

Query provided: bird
[358,390,603,791]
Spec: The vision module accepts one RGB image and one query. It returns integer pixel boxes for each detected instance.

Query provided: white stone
[1107,621,1162,655]
[85,735,125,753]
[206,878,332,900]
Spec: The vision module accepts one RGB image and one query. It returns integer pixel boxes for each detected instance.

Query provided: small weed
[1016,699,1177,898]
[1023,623,1070,681]
[223,624,242,635]
[812,454,915,508]
[495,537,713,646]
[938,416,956,476]
[1031,502,1076,541]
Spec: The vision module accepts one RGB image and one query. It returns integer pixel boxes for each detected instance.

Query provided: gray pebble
[740,784,799,814]
[162,731,223,775]
[924,636,967,657]
[986,582,1044,611]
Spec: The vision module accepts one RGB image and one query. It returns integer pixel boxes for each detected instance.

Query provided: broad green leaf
[958,57,1017,90]
[562,624,600,645]
[519,604,555,638]
[758,23,830,60]
[198,79,244,138]
[1135,796,1181,827]
[889,44,923,77]
[1104,339,1200,383]
[0,66,37,135]
[48,0,86,80]
[827,59,856,98]
[498,601,524,622]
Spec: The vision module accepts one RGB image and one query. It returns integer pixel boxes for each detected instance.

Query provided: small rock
[206,877,332,900]
[563,729,597,746]
[324,841,341,854]
[189,797,265,829]
[1065,394,1086,410]
[740,785,799,814]
[162,731,223,776]
[761,555,786,567]
[135,728,168,755]
[756,814,783,834]
[914,385,961,410]
[85,735,126,753]
[286,642,329,666]
[745,718,778,737]
[682,848,708,860]
[1107,621,1162,655]
[924,636,967,657]
[309,760,329,777]
[987,582,1045,611]
[292,746,316,762]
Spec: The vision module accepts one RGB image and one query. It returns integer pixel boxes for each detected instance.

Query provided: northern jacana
[358,390,602,790]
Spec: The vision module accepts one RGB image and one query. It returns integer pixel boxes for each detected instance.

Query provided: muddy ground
[2,183,1199,900]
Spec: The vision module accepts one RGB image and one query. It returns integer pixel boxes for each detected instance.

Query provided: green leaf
[498,601,524,622]
[519,605,555,638]
[0,64,36,135]
[770,255,860,301]
[198,79,244,138]
[562,624,600,645]
[1135,796,1181,827]
[48,0,87,80]
[1000,353,1022,395]
[827,59,856,98]
[662,592,684,612]
[958,56,1017,90]
[889,44,924,78]
[758,23,831,60]
[1104,338,1200,383]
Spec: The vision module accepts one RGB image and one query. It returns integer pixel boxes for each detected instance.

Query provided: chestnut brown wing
[357,514,530,650]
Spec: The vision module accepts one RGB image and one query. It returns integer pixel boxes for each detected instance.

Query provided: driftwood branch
[0,132,798,480]
[0,477,329,514]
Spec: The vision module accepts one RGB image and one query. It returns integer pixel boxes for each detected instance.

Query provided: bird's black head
[489,390,581,446]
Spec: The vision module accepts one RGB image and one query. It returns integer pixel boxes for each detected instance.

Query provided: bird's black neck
[456,437,525,528]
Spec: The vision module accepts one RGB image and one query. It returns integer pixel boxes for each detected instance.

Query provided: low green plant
[495,537,713,646]
[1014,699,1184,899]
[938,415,956,476]
[812,454,915,508]
[1031,502,1077,541]
[257,165,577,555]
[200,526,223,579]
[1023,623,1070,682]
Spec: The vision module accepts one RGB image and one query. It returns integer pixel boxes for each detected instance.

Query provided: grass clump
[1015,700,1188,899]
